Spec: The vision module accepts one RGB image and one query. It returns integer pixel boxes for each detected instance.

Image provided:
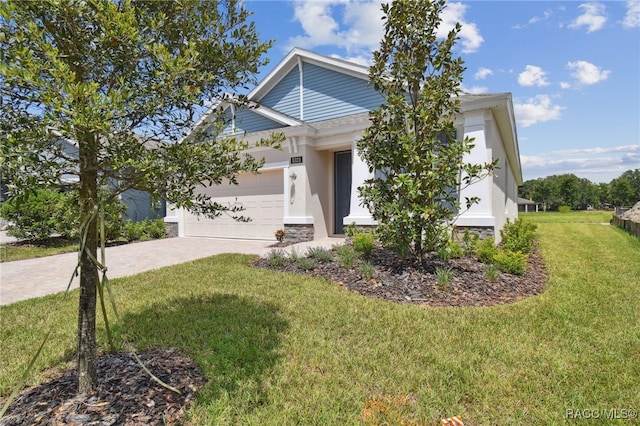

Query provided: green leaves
[357,0,493,260]
[1,0,280,213]
[0,0,280,393]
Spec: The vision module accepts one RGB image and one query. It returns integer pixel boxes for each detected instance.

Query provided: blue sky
[241,0,640,184]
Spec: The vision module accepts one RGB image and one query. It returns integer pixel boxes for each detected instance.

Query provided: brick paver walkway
[0,237,344,306]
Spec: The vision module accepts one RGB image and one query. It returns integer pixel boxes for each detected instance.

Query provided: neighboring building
[165,48,522,243]
[55,134,165,222]
[518,197,541,213]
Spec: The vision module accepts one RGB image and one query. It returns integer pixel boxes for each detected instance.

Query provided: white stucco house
[165,48,522,243]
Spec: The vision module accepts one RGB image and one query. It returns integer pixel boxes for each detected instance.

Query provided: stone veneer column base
[165,222,179,238]
[283,224,314,243]
[454,225,494,241]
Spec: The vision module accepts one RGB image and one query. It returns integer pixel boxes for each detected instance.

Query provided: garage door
[184,170,284,240]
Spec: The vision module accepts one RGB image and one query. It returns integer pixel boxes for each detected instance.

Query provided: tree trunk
[77,131,99,394]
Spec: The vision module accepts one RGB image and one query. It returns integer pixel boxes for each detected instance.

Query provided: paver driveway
[0,237,344,305]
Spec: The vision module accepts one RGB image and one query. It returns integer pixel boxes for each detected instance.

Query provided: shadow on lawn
[117,293,289,407]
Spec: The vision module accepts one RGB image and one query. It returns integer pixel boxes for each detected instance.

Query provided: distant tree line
[519,169,640,211]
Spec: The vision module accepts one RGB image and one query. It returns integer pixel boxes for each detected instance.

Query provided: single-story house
[518,197,541,213]
[165,48,522,243]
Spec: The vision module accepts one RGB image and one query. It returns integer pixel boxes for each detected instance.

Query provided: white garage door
[184,170,284,240]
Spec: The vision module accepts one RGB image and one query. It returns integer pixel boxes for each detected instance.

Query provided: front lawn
[520,209,613,223]
[0,238,79,262]
[1,212,638,424]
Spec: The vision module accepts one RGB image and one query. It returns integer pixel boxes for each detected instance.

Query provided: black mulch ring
[253,246,548,307]
[0,347,205,426]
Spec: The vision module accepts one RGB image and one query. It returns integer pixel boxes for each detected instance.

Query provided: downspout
[298,57,304,121]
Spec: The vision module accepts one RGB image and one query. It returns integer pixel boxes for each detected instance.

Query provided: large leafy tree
[0,0,280,393]
[357,0,495,260]
[609,169,640,206]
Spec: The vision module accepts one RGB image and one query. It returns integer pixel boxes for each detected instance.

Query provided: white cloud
[566,60,610,85]
[521,145,639,182]
[474,67,493,80]
[623,0,640,28]
[438,2,484,53]
[514,95,564,127]
[288,1,355,50]
[287,1,484,59]
[518,65,550,87]
[552,145,640,155]
[529,9,553,25]
[569,2,607,33]
[559,81,571,89]
[331,54,371,67]
[460,84,488,94]
[341,1,386,48]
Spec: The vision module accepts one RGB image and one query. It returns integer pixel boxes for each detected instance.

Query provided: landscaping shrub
[352,230,375,256]
[295,257,316,271]
[288,247,301,262]
[558,205,571,213]
[123,219,166,241]
[144,218,167,239]
[0,188,124,241]
[359,261,376,281]
[435,266,452,289]
[500,218,537,253]
[474,237,499,264]
[485,264,499,281]
[459,228,479,255]
[493,250,528,275]
[343,223,358,237]
[266,249,287,268]
[306,246,333,263]
[123,220,145,241]
[0,189,67,240]
[334,244,358,269]
[436,239,464,261]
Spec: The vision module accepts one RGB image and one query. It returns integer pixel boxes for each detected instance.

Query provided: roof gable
[249,48,371,101]
[255,48,384,123]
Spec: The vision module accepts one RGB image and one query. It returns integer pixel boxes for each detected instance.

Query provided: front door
[334,150,352,234]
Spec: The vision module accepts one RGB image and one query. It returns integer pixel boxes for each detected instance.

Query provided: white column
[164,203,184,237]
[456,111,495,229]
[283,143,313,225]
[343,141,377,226]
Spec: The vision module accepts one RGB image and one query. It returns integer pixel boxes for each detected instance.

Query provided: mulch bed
[0,347,205,426]
[253,245,548,307]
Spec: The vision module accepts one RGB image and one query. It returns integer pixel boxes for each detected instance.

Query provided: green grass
[1,211,639,424]
[0,240,78,262]
[520,209,613,223]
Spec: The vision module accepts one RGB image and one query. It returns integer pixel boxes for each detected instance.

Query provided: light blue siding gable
[302,63,385,122]
[260,68,301,119]
[207,107,283,136]
[222,108,283,134]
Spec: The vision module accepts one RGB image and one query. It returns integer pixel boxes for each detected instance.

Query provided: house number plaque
[290,156,303,164]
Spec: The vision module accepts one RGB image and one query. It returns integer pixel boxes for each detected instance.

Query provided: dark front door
[334,150,352,234]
